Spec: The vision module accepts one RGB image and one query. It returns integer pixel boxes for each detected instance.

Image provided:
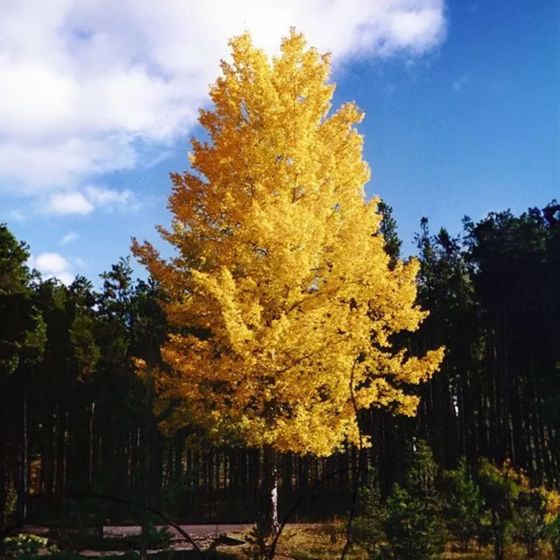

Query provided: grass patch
[214,523,557,560]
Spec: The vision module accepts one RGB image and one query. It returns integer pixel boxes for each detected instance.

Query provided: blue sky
[0,0,558,284]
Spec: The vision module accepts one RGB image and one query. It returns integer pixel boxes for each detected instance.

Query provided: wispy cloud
[9,209,26,222]
[84,185,133,208]
[0,0,446,209]
[60,232,79,245]
[72,256,89,270]
[453,73,471,91]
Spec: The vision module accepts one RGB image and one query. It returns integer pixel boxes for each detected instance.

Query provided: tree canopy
[133,31,443,456]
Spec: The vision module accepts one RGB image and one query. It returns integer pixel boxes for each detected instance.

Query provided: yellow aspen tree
[133,30,443,537]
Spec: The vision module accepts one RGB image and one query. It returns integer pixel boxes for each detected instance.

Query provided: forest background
[1,197,559,529]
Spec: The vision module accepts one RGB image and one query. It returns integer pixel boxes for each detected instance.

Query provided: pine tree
[514,487,548,558]
[355,468,389,559]
[478,460,522,560]
[0,224,45,526]
[385,441,446,560]
[377,200,401,266]
[442,457,483,551]
[133,30,442,537]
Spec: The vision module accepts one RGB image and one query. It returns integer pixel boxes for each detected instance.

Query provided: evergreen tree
[465,206,560,482]
[0,224,45,376]
[377,200,401,266]
[514,487,548,558]
[477,459,521,560]
[354,469,388,559]
[385,440,446,560]
[442,457,483,551]
[0,224,45,526]
[548,516,560,560]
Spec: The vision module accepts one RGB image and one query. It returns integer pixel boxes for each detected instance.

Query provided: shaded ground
[17,523,249,556]
[17,524,555,559]
[19,523,313,557]
[103,523,253,540]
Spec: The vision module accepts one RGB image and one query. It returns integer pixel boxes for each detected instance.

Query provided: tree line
[370,201,560,495]
[0,200,559,530]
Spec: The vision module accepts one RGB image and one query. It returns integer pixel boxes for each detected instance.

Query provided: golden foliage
[133,30,443,456]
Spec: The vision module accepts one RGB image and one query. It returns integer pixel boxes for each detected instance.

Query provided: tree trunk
[17,390,28,524]
[257,445,279,538]
[492,512,505,560]
[88,401,95,487]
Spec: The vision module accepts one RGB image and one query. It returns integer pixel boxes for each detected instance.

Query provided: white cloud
[47,192,94,215]
[45,185,135,215]
[0,0,446,203]
[60,231,79,245]
[29,252,75,285]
